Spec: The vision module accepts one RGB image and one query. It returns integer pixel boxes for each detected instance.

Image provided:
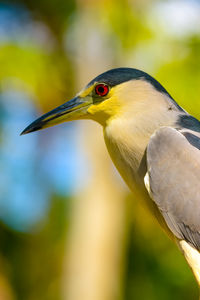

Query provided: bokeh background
[0,0,200,299]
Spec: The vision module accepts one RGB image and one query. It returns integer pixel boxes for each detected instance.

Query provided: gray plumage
[146,126,200,250]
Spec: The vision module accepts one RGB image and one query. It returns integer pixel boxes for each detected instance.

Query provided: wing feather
[146,127,200,249]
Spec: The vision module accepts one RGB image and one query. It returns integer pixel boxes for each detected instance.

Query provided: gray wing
[145,127,200,250]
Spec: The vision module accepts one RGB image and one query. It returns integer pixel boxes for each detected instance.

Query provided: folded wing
[145,127,200,250]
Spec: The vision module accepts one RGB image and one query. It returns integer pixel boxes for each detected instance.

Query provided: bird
[21,67,200,287]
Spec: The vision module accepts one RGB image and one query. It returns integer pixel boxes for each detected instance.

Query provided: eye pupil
[95,84,109,96]
[98,86,104,93]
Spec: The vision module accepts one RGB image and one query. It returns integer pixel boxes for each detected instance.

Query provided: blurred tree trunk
[0,256,15,300]
[62,2,128,300]
[63,125,127,300]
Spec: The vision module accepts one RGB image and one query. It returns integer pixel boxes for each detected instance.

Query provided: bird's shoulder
[177,114,200,133]
[176,114,200,150]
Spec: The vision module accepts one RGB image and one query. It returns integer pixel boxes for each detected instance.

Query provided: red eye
[95,84,109,96]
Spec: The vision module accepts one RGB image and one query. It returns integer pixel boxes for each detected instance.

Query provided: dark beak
[21,96,91,135]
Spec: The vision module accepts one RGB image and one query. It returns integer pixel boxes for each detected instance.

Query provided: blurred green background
[0,0,200,299]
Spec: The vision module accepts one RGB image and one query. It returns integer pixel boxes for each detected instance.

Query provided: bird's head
[21,68,180,135]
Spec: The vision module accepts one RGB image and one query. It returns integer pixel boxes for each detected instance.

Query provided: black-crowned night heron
[21,68,200,287]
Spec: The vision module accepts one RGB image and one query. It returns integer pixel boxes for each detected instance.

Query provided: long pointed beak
[21,96,91,135]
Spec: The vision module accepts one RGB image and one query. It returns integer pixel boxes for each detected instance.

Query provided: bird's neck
[104,103,181,189]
